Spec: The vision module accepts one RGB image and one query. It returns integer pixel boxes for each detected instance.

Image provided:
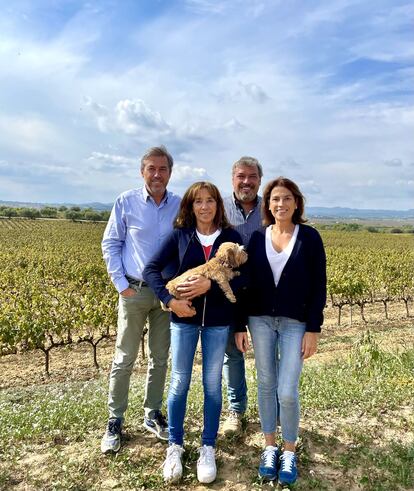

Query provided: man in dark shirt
[222,156,263,435]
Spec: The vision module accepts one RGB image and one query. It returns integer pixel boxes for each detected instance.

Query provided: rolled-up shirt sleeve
[102,197,129,293]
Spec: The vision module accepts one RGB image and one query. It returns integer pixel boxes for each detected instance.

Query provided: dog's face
[215,242,248,268]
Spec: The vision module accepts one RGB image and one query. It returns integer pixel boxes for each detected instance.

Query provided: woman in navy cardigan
[235,177,326,486]
[143,181,244,485]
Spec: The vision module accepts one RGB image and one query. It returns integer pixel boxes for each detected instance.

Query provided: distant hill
[1,200,413,220]
[306,206,414,220]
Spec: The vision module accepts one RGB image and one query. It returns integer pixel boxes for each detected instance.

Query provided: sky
[0,0,413,210]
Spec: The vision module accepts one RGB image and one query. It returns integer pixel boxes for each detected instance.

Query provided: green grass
[301,332,414,417]
[1,331,413,490]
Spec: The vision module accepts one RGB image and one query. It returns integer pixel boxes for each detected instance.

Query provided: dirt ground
[2,302,414,491]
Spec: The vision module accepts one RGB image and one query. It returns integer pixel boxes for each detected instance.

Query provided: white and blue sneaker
[143,410,169,440]
[101,417,122,454]
[258,445,279,481]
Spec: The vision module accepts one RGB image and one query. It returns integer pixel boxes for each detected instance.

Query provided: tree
[41,207,58,218]
[19,208,41,219]
[65,210,82,221]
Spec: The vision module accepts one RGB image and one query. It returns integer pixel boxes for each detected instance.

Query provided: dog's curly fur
[165,241,247,304]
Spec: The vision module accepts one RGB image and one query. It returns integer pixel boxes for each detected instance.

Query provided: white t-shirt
[196,229,221,261]
[265,224,299,286]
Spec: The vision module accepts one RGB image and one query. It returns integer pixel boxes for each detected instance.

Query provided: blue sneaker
[278,450,298,485]
[258,445,279,480]
[101,417,122,454]
[143,410,169,440]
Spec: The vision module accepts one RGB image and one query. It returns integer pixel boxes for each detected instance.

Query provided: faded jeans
[168,322,229,447]
[248,316,306,443]
[223,330,248,413]
[108,285,170,420]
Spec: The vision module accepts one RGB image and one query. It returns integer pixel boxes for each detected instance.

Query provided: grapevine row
[0,220,413,373]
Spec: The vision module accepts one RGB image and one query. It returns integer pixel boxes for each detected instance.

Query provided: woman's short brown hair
[174,181,231,229]
[261,177,307,226]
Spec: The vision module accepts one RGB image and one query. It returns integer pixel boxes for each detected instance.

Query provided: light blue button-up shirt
[102,186,181,293]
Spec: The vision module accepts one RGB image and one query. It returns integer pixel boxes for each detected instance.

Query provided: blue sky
[0,0,413,209]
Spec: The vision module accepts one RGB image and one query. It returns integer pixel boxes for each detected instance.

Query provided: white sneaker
[197,445,217,483]
[163,444,184,482]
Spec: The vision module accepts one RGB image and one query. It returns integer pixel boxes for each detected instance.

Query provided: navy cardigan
[238,224,327,333]
[143,226,245,328]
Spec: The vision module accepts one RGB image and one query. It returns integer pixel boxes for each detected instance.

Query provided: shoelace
[163,445,183,468]
[280,452,295,472]
[261,448,277,468]
[198,446,215,465]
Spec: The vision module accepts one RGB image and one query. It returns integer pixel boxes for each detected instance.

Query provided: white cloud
[171,164,208,183]
[87,152,137,171]
[115,99,171,136]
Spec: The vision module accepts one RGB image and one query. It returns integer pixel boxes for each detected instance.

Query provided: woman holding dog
[235,177,326,486]
[143,181,245,484]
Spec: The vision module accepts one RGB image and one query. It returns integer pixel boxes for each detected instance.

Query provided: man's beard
[237,187,256,202]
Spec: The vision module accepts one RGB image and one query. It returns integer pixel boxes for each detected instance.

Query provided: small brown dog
[165,242,247,305]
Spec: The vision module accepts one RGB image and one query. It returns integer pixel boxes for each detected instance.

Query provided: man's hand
[302,332,319,360]
[176,275,211,300]
[168,298,196,317]
[120,287,136,297]
[235,332,250,353]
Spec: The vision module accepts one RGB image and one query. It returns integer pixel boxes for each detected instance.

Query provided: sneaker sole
[143,421,169,441]
[197,475,216,484]
[101,442,121,454]
[164,474,182,483]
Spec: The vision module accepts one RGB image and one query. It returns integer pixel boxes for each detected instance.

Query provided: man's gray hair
[232,156,263,178]
[141,145,174,172]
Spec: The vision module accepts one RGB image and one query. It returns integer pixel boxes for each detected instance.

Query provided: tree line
[0,205,110,222]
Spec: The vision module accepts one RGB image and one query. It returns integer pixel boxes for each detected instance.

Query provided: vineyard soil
[2,306,413,491]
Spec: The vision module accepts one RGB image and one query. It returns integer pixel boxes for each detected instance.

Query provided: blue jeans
[168,322,229,447]
[223,330,247,413]
[248,316,306,443]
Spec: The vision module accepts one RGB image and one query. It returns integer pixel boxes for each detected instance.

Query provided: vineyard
[1,219,413,374]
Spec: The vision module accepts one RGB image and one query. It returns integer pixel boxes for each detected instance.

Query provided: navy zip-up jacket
[238,224,327,333]
[143,226,245,328]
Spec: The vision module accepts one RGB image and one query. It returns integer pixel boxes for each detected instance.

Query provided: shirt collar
[143,185,169,204]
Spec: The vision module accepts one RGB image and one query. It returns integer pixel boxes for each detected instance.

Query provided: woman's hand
[235,332,250,353]
[302,332,319,359]
[168,298,196,317]
[175,275,212,300]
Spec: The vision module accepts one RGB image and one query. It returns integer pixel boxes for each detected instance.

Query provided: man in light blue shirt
[101,146,181,453]
[222,156,263,436]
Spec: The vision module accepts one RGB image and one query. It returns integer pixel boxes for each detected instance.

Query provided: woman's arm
[143,231,196,318]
